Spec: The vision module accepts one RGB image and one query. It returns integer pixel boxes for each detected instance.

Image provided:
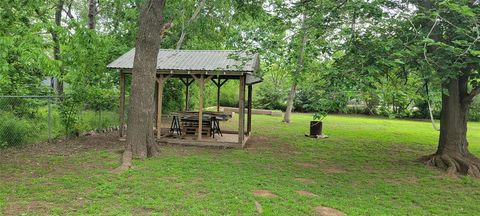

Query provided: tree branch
[63,8,75,20]
[160,21,173,39]
[176,0,206,49]
[463,86,480,104]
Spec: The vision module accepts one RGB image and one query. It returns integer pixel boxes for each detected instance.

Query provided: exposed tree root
[112,142,162,174]
[147,142,161,157]
[112,150,132,174]
[420,153,480,178]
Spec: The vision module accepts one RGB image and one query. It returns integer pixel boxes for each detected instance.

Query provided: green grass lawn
[1,114,480,215]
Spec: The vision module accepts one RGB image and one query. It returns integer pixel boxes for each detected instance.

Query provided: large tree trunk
[123,0,166,161]
[420,78,480,177]
[52,0,64,95]
[88,0,97,30]
[283,84,297,123]
[283,13,307,123]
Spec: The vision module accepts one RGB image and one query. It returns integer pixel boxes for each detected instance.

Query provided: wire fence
[0,95,119,148]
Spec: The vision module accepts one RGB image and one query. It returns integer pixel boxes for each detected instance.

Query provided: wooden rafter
[211,76,229,112]
[180,77,195,111]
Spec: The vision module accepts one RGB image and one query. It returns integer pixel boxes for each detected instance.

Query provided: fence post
[48,96,52,143]
[99,110,102,130]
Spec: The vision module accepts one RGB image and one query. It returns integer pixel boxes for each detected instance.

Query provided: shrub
[256,82,287,111]
[0,113,31,148]
[78,110,118,131]
[0,97,42,119]
[469,97,480,122]
[163,80,184,112]
[218,81,240,108]
[344,104,370,115]
[59,97,80,137]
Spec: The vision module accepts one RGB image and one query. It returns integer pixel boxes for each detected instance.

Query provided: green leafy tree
[331,0,479,176]
[0,0,56,95]
[412,0,480,176]
[59,96,80,137]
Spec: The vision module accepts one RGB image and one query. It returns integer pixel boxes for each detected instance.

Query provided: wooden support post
[217,77,221,112]
[156,74,171,139]
[154,80,159,121]
[247,84,252,136]
[238,76,246,144]
[192,74,213,140]
[198,74,204,140]
[185,79,190,111]
[119,71,126,137]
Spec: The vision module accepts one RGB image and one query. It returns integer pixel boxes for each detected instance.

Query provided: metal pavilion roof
[107,49,260,73]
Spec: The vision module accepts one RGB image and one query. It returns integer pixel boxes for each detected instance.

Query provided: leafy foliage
[0,112,31,148]
[469,97,480,122]
[59,97,80,137]
[0,113,32,148]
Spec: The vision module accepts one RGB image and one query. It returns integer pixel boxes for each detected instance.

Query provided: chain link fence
[0,96,119,148]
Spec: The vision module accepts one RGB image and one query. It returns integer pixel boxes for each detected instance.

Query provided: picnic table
[169,112,231,138]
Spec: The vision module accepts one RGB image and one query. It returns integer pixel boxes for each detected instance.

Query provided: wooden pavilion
[107,49,261,148]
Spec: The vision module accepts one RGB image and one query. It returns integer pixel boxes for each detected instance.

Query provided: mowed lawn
[1,114,480,215]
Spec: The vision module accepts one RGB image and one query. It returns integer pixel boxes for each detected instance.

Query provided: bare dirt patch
[160,176,178,181]
[243,135,271,150]
[314,206,345,216]
[294,178,315,184]
[194,188,209,198]
[291,151,303,155]
[5,201,55,216]
[296,190,318,197]
[245,136,301,157]
[296,191,318,197]
[385,175,419,185]
[132,207,154,215]
[322,166,346,174]
[297,162,317,168]
[0,132,123,179]
[295,160,346,174]
[0,132,122,160]
[253,190,278,198]
[390,143,427,154]
[160,145,233,157]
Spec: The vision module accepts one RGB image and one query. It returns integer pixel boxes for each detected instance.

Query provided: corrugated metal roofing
[107,49,260,73]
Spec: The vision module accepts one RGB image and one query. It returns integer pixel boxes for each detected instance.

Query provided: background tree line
[2,0,478,121]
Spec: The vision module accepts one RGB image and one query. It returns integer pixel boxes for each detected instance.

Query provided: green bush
[469,97,480,122]
[79,110,118,131]
[344,104,370,115]
[163,80,185,112]
[256,82,287,111]
[219,81,240,108]
[59,97,80,137]
[0,113,31,148]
